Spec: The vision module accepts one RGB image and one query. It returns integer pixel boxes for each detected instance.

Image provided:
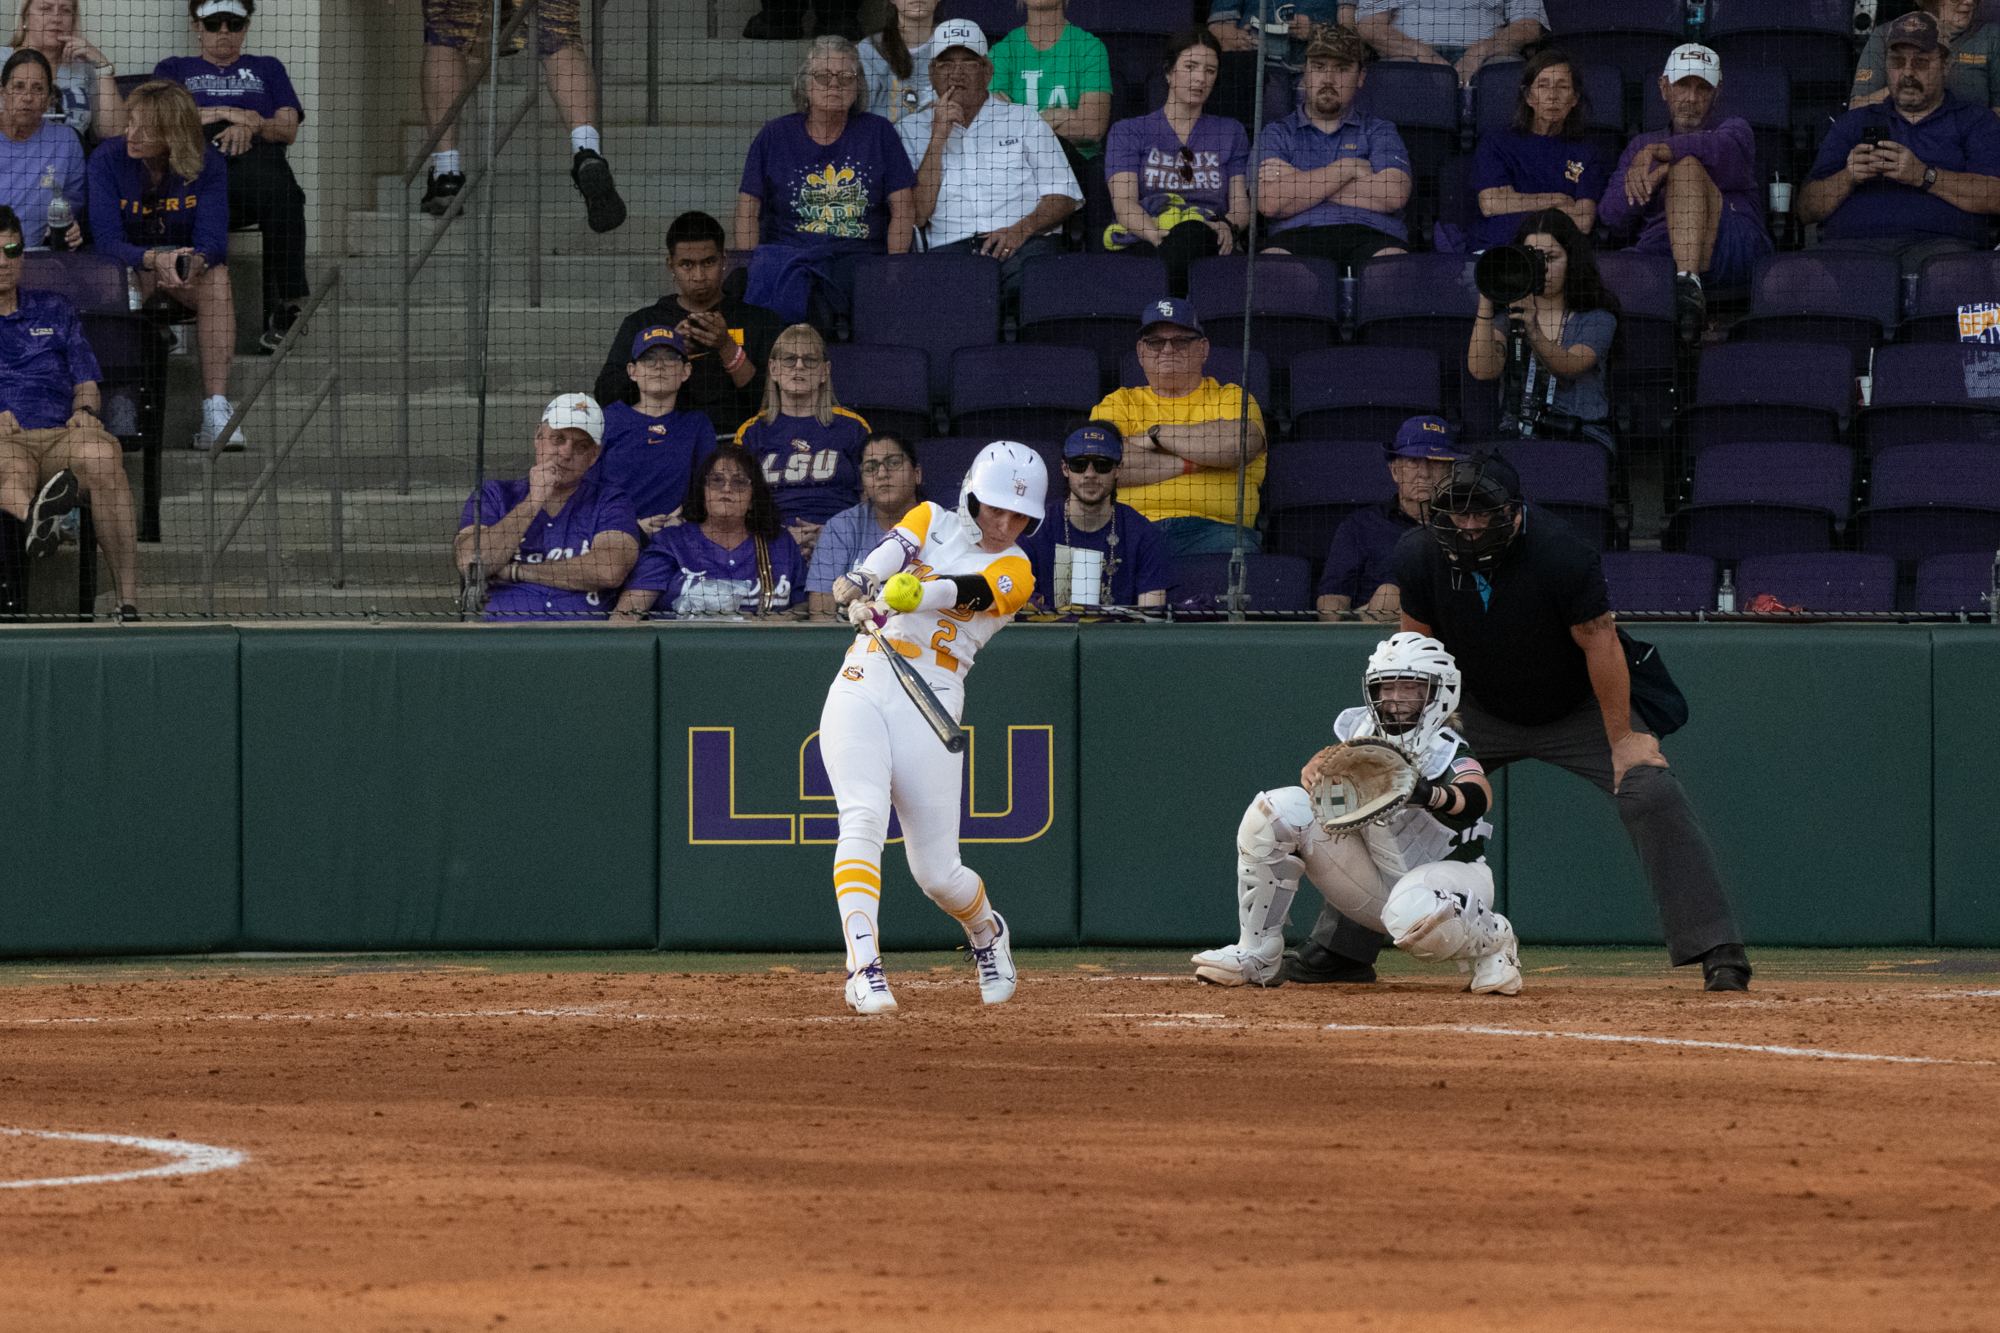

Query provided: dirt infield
[2,950,1998,1332]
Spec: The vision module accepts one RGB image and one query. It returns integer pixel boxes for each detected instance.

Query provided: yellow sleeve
[982,554,1034,617]
[732,416,756,446]
[1090,388,1145,437]
[895,502,936,546]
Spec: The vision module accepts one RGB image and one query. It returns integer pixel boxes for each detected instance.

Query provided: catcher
[1191,633,1522,995]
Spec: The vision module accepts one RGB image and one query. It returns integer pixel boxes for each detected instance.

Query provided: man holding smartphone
[1800,9,2000,274]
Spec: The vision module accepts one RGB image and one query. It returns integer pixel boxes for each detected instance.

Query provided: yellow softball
[884,572,924,613]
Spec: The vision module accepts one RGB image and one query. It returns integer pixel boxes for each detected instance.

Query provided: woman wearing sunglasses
[87,78,242,450]
[1103,25,1248,297]
[0,0,121,138]
[730,323,871,563]
[152,0,307,353]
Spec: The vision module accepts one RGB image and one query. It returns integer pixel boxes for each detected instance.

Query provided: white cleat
[1191,942,1283,987]
[1468,915,1523,996]
[844,960,898,1015]
[970,912,1017,1005]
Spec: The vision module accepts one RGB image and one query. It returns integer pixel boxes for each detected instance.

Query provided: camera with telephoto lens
[1473,243,1549,307]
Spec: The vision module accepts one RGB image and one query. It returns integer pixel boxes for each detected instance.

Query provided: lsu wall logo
[687,725,1054,844]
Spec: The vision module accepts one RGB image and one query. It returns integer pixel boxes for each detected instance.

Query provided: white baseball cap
[1662,43,1720,87]
[931,17,989,59]
[541,393,604,446]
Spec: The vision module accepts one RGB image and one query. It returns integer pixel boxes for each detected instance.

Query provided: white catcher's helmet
[1364,632,1461,758]
[958,440,1048,538]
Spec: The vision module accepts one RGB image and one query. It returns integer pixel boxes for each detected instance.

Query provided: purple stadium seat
[1260,440,1395,585]
[852,254,1001,402]
[1018,254,1169,388]
[1737,552,1897,612]
[1601,552,1718,612]
[1351,60,1459,230]
[1068,0,1177,121]
[1914,551,1999,614]
[1861,343,2000,453]
[1289,347,1442,443]
[1436,153,1477,241]
[825,344,932,443]
[916,437,1060,506]
[1595,250,1677,437]
[1167,552,1312,613]
[1187,255,1341,386]
[1730,251,1900,371]
[1903,250,2000,343]
[1116,346,1271,419]
[1355,253,1481,420]
[1497,439,1615,549]
[1705,1,1851,101]
[1855,442,2000,561]
[948,345,1101,440]
[1675,441,1853,558]
[1684,343,1849,453]
[1542,0,1685,95]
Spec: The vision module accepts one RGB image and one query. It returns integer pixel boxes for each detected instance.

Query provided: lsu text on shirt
[848,500,1035,685]
[0,290,101,431]
[735,407,872,525]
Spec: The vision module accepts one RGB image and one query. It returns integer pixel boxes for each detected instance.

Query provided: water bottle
[1686,0,1706,37]
[1717,567,1736,614]
[44,191,71,252]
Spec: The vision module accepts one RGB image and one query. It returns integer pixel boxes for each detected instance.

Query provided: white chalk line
[0,1128,247,1189]
[1320,1022,1994,1066]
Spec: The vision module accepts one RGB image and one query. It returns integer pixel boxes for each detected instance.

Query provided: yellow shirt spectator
[1090,378,1267,524]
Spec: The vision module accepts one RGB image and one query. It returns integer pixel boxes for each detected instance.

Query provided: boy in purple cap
[1316,414,1463,623]
[594,325,717,535]
[1018,420,1170,611]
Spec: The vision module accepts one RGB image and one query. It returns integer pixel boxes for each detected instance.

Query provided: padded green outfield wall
[0,622,1991,955]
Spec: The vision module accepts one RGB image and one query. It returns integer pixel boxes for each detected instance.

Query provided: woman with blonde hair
[87,79,242,449]
[731,323,871,560]
[1,0,120,136]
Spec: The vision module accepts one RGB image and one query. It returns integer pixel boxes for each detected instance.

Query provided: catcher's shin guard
[1193,790,1312,987]
[1383,868,1522,995]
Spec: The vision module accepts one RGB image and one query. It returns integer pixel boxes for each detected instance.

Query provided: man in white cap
[452,394,643,622]
[1598,43,1770,343]
[897,17,1082,312]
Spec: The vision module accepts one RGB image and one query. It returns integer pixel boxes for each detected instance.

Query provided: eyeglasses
[705,473,752,492]
[200,15,247,31]
[860,456,909,476]
[0,240,22,259]
[1176,145,1195,185]
[1139,334,1203,354]
[810,70,859,88]
[1066,456,1116,474]
[776,353,824,369]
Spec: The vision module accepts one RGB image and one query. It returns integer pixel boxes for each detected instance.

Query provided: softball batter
[822,441,1046,1015]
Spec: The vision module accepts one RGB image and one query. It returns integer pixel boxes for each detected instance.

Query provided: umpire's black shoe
[572,148,627,234]
[1280,940,1377,985]
[1699,942,1752,992]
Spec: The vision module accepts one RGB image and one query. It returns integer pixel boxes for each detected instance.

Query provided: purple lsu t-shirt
[460,473,641,621]
[153,54,303,123]
[624,523,808,616]
[1104,110,1249,222]
[1469,128,1606,250]
[738,112,917,252]
[733,407,872,525]
[592,402,715,524]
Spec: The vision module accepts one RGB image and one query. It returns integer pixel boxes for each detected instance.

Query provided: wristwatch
[1921,165,1939,193]
[1147,425,1163,448]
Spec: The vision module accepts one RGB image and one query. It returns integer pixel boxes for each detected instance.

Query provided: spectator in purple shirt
[1316,414,1462,623]
[1256,24,1412,266]
[154,0,308,353]
[1598,43,1769,345]
[614,442,809,620]
[1104,27,1250,298]
[88,79,242,451]
[1800,10,2000,276]
[1470,48,1603,250]
[455,394,642,622]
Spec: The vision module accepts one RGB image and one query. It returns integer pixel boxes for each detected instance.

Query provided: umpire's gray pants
[1310,696,1741,967]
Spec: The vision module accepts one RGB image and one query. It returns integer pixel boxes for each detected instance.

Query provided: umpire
[1286,454,1751,992]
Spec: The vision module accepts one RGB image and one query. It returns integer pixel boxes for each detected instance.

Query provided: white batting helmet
[1364,632,1460,759]
[959,440,1048,537]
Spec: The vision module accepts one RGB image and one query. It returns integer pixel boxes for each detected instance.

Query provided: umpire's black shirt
[1393,507,1610,727]
[594,294,786,437]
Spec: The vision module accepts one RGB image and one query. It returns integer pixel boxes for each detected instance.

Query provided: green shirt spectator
[988,0,1113,159]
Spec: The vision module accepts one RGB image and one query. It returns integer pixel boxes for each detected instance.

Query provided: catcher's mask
[1427,454,1522,574]
[1363,632,1461,758]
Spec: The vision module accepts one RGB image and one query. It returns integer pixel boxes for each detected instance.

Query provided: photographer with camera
[1466,208,1618,452]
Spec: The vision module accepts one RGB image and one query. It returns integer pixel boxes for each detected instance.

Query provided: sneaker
[843,959,897,1015]
[24,468,78,558]
[117,603,140,623]
[571,148,627,235]
[1279,939,1377,985]
[1468,915,1523,996]
[970,911,1016,1005]
[258,303,300,354]
[421,170,465,218]
[1191,942,1283,987]
[1674,272,1706,344]
[194,397,246,452]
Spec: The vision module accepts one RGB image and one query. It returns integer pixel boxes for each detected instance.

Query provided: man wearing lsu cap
[594,326,716,535]
[1316,414,1463,624]
[1087,298,1266,558]
[1599,43,1769,343]
[1018,421,1170,611]
[1802,9,2000,276]
[454,394,642,622]
[897,18,1082,311]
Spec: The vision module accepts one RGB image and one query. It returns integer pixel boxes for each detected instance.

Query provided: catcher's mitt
[1310,737,1418,833]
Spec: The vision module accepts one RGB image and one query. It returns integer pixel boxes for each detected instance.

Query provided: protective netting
[1,0,1995,621]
